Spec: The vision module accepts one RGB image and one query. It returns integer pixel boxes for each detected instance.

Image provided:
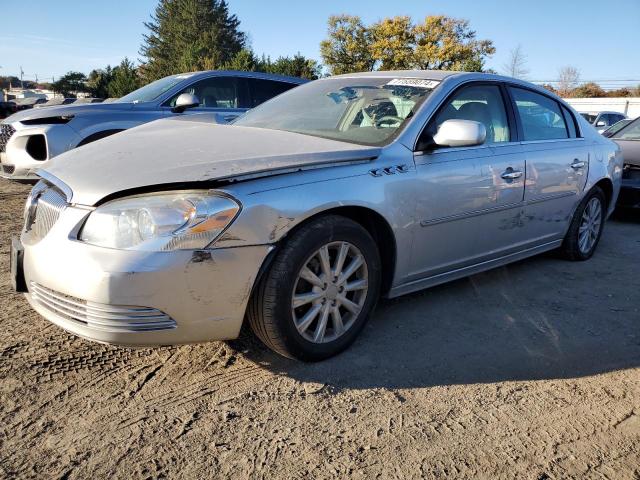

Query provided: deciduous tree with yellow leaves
[319,15,376,75]
[320,14,495,75]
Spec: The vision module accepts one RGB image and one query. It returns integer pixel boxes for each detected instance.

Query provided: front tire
[560,186,606,261]
[247,215,381,361]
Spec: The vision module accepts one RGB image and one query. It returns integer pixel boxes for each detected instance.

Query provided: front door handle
[571,160,586,169]
[501,169,523,180]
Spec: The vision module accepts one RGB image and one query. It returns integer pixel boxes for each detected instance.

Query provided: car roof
[12,97,44,105]
[326,70,558,91]
[323,70,570,101]
[331,70,460,80]
[581,111,625,115]
[174,70,308,85]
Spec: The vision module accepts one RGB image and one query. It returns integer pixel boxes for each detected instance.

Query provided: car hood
[44,117,381,205]
[4,102,135,123]
[614,139,640,167]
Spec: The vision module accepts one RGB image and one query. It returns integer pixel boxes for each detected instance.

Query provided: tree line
[6,0,637,99]
[502,47,640,98]
[32,0,498,98]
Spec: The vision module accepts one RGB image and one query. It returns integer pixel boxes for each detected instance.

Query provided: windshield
[114,73,196,103]
[603,119,632,137]
[612,117,640,140]
[233,77,436,146]
[580,113,597,123]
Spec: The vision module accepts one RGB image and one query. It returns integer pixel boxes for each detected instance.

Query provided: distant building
[564,97,640,118]
[2,88,60,102]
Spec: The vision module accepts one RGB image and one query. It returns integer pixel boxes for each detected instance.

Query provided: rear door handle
[501,169,523,180]
[571,160,586,169]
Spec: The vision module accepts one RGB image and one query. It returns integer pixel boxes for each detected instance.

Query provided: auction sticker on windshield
[386,78,440,89]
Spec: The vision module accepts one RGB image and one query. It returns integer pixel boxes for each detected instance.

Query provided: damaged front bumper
[21,205,272,346]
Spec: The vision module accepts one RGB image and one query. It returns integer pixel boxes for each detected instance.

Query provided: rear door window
[510,87,568,141]
[246,78,296,108]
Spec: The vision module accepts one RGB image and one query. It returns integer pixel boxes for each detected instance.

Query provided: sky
[1,0,639,88]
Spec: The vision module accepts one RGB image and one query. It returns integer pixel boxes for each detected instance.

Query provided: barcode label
[386,78,440,89]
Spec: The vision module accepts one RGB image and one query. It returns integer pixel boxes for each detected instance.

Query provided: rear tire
[247,215,381,361]
[560,186,606,261]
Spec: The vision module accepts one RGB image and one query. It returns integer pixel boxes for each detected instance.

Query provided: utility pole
[20,66,24,89]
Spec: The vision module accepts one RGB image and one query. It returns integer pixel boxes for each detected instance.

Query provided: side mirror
[432,119,486,148]
[172,93,200,113]
[595,120,606,127]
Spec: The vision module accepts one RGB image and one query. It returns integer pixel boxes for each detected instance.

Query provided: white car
[0,71,305,181]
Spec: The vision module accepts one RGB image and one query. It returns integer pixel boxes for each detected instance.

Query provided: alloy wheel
[578,197,602,254]
[291,241,369,344]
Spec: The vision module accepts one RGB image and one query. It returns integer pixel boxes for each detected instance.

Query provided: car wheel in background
[560,186,606,261]
[247,215,381,361]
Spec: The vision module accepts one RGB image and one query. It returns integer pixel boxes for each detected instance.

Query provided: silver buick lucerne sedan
[0,71,306,181]
[11,70,623,361]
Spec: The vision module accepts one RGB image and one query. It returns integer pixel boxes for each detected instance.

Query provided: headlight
[79,191,240,251]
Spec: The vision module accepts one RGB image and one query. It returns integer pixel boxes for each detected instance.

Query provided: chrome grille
[25,183,67,241]
[0,124,15,152]
[30,282,177,332]
[2,164,15,174]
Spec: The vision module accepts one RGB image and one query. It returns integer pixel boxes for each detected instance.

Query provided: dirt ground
[0,177,638,479]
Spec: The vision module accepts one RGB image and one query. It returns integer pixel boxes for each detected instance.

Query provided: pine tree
[267,54,322,80]
[222,50,322,80]
[108,59,140,98]
[140,0,246,82]
[87,66,114,98]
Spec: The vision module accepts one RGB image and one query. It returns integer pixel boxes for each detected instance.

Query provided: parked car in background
[72,98,105,105]
[601,117,634,138]
[0,101,18,119]
[11,71,622,361]
[12,97,48,111]
[580,111,628,133]
[609,116,640,208]
[0,71,307,180]
[34,98,77,108]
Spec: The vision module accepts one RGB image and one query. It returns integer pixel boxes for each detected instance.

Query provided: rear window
[247,78,296,108]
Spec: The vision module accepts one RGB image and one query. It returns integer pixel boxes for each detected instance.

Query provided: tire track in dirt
[1,177,639,478]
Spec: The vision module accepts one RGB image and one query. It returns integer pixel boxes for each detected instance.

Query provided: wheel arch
[275,205,398,297]
[592,177,614,211]
[76,129,125,148]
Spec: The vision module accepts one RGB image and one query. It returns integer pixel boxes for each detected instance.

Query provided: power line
[531,79,640,82]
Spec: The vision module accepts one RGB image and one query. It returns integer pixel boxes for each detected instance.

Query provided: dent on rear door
[522,139,589,243]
